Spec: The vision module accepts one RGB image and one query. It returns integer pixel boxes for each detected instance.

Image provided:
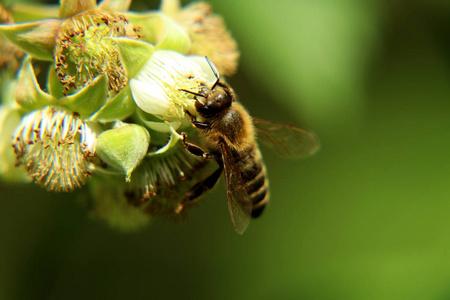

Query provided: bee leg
[191,122,210,130]
[184,110,211,130]
[175,165,223,214]
[181,133,217,159]
[184,110,197,122]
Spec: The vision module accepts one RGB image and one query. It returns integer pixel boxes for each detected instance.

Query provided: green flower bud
[96,123,150,182]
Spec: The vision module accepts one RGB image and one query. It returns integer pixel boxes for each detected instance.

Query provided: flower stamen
[12,107,97,192]
[55,10,141,95]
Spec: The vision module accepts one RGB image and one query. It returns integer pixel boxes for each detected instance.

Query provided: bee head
[194,83,234,118]
[180,56,236,118]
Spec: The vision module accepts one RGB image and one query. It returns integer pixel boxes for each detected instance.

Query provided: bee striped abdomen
[236,145,269,218]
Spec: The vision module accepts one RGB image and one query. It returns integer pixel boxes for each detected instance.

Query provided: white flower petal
[143,119,181,133]
[189,55,220,87]
[130,50,218,121]
[130,78,170,115]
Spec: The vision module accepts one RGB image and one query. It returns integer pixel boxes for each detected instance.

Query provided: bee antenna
[179,89,205,98]
[205,56,220,90]
[211,77,220,91]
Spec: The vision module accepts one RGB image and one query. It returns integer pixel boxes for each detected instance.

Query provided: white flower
[130,49,218,130]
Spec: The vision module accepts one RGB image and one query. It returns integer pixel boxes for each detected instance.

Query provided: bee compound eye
[215,93,232,109]
[196,103,213,118]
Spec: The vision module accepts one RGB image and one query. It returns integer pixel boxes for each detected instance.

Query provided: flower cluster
[0,0,239,231]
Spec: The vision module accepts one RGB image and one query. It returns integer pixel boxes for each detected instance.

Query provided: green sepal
[0,20,61,61]
[125,11,160,45]
[96,124,150,182]
[90,86,136,122]
[0,77,17,107]
[136,108,182,133]
[160,0,181,17]
[0,106,32,183]
[58,75,108,118]
[47,64,65,100]
[147,125,182,157]
[11,3,59,23]
[98,0,132,12]
[59,0,96,19]
[126,12,191,54]
[16,56,56,111]
[157,14,191,53]
[112,37,155,79]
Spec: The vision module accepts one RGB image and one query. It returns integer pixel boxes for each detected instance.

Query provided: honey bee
[178,60,319,234]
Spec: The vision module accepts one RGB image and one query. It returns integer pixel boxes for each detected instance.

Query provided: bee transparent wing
[253,118,320,159]
[220,142,252,234]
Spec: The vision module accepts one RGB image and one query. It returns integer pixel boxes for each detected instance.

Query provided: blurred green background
[2,0,450,299]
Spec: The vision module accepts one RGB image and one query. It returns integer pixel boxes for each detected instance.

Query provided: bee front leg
[185,110,211,130]
[181,133,217,160]
[191,122,211,130]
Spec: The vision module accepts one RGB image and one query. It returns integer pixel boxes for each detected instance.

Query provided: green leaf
[96,124,150,182]
[90,86,136,122]
[59,0,96,19]
[59,75,108,118]
[112,38,155,79]
[0,20,61,61]
[16,56,56,110]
